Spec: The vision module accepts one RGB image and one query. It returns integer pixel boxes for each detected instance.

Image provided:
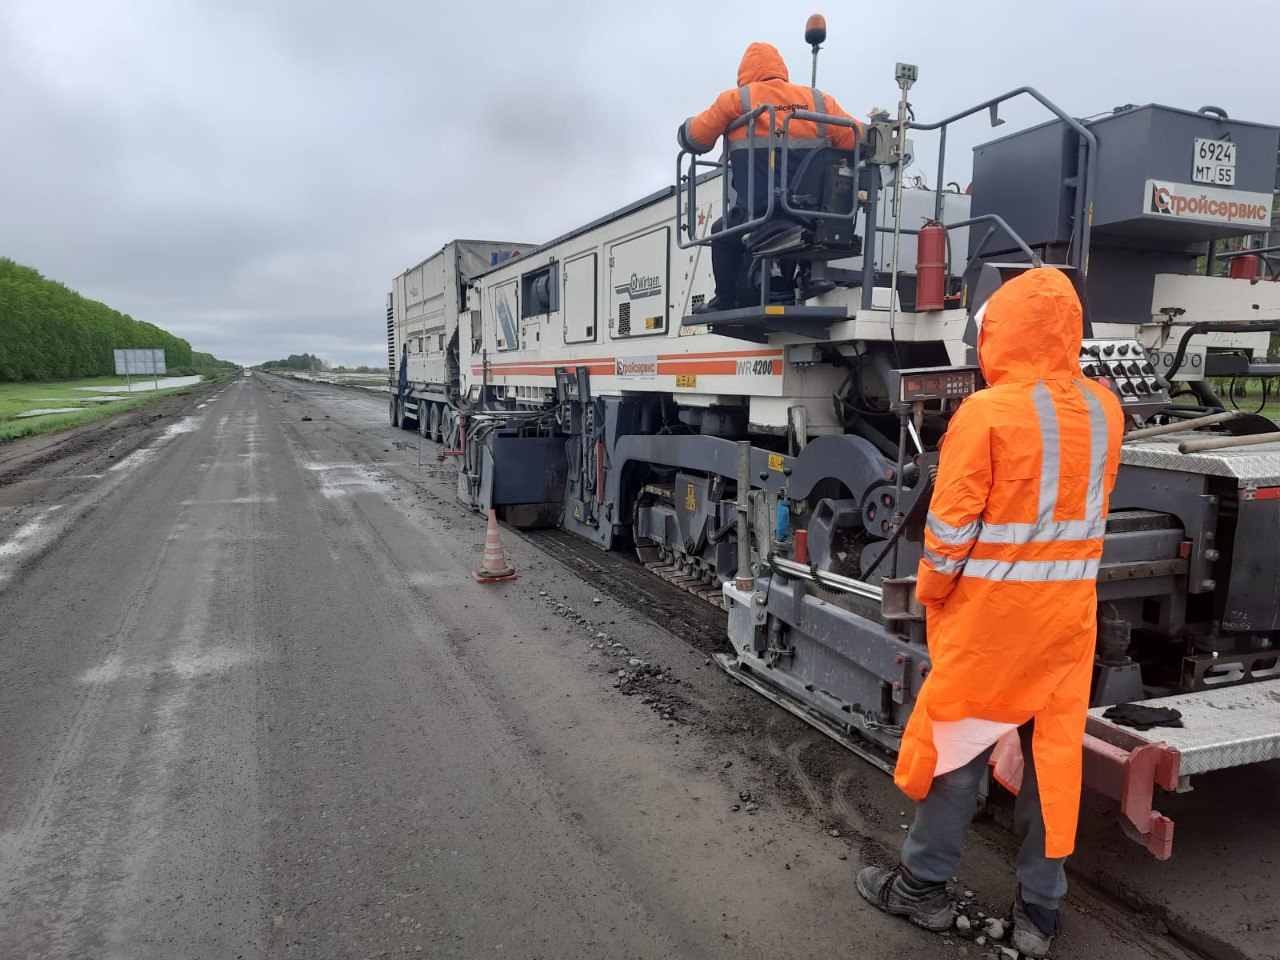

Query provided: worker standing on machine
[677,40,863,313]
[857,268,1124,958]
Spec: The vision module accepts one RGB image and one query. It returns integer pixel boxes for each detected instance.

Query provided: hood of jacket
[737,42,789,86]
[977,267,1084,384]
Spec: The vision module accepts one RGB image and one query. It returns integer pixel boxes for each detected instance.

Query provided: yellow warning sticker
[675,373,697,388]
[768,453,785,472]
[685,483,697,511]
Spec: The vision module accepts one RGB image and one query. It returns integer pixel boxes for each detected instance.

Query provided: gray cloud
[2,0,1275,367]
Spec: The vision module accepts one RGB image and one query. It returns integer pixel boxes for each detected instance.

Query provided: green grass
[0,375,221,443]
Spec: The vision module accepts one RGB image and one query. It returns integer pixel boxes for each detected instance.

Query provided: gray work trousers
[900,722,1068,909]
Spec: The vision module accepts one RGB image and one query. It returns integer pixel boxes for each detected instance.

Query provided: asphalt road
[0,373,1272,960]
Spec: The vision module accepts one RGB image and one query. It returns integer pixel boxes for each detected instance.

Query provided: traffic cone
[301,408,313,421]
[473,509,517,583]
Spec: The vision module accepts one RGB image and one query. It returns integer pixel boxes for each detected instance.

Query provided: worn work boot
[1011,893,1060,958]
[692,295,739,315]
[856,864,955,932]
[797,279,836,301]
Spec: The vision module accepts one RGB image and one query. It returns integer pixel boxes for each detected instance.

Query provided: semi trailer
[388,61,1280,858]
[387,240,535,438]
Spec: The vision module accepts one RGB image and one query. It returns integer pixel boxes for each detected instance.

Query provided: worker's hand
[867,107,891,123]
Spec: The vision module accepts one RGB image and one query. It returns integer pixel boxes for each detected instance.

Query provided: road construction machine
[387,42,1280,858]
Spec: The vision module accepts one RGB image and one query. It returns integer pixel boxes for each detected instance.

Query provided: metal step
[1088,679,1280,778]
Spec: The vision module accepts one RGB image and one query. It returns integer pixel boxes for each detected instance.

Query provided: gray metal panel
[1087,106,1280,241]
[970,104,1280,253]
[969,120,1075,254]
[1088,681,1280,776]
[1120,437,1280,487]
[1222,495,1280,631]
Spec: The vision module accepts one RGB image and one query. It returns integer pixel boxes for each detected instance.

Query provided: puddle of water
[14,408,82,418]
[72,376,202,394]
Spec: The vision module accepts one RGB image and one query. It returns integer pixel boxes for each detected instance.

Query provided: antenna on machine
[805,14,826,87]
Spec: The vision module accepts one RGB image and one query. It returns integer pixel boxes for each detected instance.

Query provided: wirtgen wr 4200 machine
[389,47,1280,857]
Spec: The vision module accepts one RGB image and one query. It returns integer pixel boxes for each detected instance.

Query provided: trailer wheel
[390,395,402,429]
[429,404,443,442]
[417,401,430,438]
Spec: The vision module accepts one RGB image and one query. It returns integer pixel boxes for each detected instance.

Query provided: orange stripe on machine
[473,349,783,379]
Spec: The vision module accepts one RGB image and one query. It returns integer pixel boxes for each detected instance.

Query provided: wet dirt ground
[0,371,1273,959]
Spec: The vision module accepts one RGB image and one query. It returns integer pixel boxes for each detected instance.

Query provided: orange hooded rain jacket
[893,267,1124,859]
[678,42,863,155]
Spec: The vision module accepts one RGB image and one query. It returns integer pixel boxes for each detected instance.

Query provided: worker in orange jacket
[858,268,1123,958]
[678,42,864,312]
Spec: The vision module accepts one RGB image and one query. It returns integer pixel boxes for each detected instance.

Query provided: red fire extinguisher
[1229,254,1259,283]
[916,220,946,311]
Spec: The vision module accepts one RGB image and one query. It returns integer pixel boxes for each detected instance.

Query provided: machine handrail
[908,87,1098,274]
[1217,244,1280,259]
[676,104,777,251]
[1216,244,1280,281]
[943,215,1042,268]
[873,213,1042,284]
[677,105,870,251]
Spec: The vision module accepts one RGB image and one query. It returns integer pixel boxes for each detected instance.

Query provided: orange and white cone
[473,509,517,583]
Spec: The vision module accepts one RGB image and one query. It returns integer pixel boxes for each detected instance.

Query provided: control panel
[887,365,982,411]
[1079,338,1171,419]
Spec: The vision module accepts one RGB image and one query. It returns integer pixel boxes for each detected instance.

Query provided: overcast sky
[2,0,1276,367]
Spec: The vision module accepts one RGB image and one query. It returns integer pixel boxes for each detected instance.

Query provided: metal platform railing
[676,107,875,311]
[909,86,1099,275]
[676,106,865,248]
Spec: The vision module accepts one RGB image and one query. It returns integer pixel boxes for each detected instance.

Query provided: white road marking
[0,506,65,559]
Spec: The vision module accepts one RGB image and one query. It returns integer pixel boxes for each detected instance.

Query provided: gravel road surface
[0,373,1272,960]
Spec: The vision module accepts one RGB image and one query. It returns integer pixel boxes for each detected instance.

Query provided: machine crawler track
[633,483,730,607]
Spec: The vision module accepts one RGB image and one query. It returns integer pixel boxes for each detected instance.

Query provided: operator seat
[745,147,862,261]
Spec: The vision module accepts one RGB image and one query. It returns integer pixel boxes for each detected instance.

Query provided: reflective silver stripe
[964,557,1100,582]
[680,118,713,153]
[978,518,1105,545]
[739,85,751,115]
[727,136,829,151]
[811,88,829,139]
[1077,381,1110,520]
[1031,381,1060,524]
[927,512,981,546]
[924,548,968,575]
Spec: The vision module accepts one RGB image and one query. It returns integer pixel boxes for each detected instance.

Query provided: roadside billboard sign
[113,349,167,376]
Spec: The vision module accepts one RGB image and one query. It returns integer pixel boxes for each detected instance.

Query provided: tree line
[259,353,326,372]
[0,258,198,381]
